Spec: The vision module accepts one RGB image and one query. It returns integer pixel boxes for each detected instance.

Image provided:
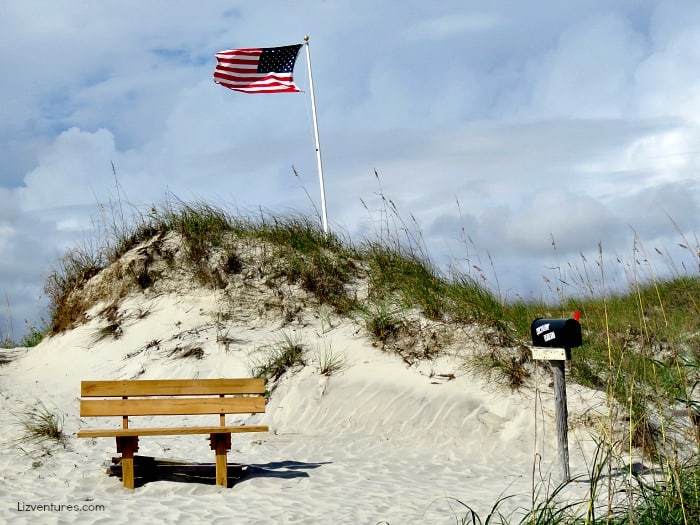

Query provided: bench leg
[210,433,232,488]
[116,436,139,490]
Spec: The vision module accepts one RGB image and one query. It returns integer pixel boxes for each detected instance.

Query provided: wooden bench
[77,378,268,489]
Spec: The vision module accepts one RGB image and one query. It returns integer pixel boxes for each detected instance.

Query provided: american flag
[213,44,303,94]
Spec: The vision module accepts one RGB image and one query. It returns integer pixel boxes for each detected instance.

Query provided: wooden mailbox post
[530,312,582,482]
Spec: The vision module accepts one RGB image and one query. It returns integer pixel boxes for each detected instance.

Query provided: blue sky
[2,0,700,340]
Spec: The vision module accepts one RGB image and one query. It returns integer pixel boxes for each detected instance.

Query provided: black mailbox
[531,318,582,349]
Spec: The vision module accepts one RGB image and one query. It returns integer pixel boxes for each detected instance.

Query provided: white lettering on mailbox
[535,324,550,336]
[544,332,556,342]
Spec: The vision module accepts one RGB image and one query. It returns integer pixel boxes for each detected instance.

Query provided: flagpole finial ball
[304,35,309,41]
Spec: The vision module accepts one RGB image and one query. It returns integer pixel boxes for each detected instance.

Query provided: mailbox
[531,318,582,349]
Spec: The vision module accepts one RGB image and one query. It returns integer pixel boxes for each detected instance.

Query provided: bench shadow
[244,460,330,481]
[111,456,329,489]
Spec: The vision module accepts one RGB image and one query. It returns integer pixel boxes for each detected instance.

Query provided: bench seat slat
[77,425,269,438]
[80,397,265,417]
[81,378,265,397]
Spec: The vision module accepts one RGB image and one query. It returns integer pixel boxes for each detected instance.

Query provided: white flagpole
[303,35,329,235]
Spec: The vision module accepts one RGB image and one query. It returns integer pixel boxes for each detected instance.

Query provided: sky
[2,0,700,341]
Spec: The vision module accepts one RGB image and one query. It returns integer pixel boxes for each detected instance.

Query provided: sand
[0,289,625,524]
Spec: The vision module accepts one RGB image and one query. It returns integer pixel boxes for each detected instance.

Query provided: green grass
[250,332,307,384]
[15,401,67,447]
[20,325,46,347]
[315,346,346,377]
[1,323,47,348]
[448,465,700,524]
[361,302,405,343]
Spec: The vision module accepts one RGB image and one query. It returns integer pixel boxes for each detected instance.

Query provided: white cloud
[406,12,503,40]
[16,128,117,211]
[0,223,15,255]
[635,30,700,121]
[527,12,646,119]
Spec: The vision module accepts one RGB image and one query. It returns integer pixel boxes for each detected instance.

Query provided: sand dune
[0,277,624,524]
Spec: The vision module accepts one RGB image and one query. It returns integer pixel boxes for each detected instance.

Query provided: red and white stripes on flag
[213,44,303,94]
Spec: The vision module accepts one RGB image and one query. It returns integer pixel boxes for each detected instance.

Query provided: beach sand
[0,289,620,524]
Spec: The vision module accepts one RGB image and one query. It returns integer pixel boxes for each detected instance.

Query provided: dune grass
[250,332,307,385]
[448,463,700,525]
[42,198,700,408]
[15,401,67,448]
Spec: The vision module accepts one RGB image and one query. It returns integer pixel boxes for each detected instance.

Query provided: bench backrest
[80,378,266,424]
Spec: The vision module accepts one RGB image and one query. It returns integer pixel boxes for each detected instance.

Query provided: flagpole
[303,35,329,235]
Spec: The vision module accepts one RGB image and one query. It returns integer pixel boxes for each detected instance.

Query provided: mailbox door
[531,318,582,348]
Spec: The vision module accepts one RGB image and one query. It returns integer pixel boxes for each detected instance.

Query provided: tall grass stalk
[2,293,13,346]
